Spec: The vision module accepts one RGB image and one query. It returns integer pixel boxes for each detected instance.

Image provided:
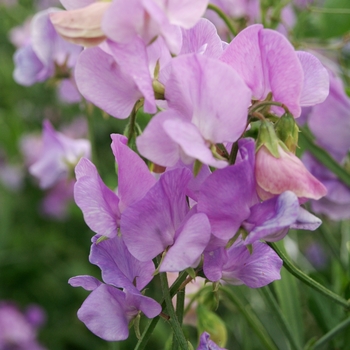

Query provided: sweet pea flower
[203,239,283,288]
[0,302,46,350]
[197,139,321,245]
[137,53,251,168]
[29,120,90,189]
[74,134,156,238]
[69,235,161,341]
[220,24,329,117]
[13,8,81,87]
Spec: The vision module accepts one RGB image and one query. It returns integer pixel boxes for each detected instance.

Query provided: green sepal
[96,235,109,244]
[246,244,253,255]
[187,341,194,350]
[274,112,299,153]
[134,313,141,340]
[186,267,197,280]
[256,120,280,158]
[193,159,203,177]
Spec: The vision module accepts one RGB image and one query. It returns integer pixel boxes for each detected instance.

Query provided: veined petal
[74,158,120,238]
[89,235,155,291]
[121,168,191,261]
[110,134,156,212]
[160,212,211,272]
[77,284,129,341]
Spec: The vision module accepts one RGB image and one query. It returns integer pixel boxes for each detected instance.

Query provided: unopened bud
[256,120,280,158]
[275,112,299,153]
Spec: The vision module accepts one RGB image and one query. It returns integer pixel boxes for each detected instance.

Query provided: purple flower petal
[197,161,254,240]
[160,212,211,272]
[77,284,130,341]
[244,191,300,244]
[89,235,155,291]
[203,247,227,282]
[121,168,191,261]
[297,51,329,107]
[68,275,102,291]
[111,134,156,211]
[75,47,142,119]
[222,241,282,288]
[74,158,120,238]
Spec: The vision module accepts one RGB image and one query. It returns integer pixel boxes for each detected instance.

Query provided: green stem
[249,101,289,114]
[207,4,237,36]
[312,316,350,349]
[159,270,188,349]
[260,287,303,350]
[220,286,278,350]
[268,242,350,311]
[228,141,239,165]
[172,283,185,350]
[134,272,188,350]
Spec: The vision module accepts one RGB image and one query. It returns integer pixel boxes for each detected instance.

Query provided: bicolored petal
[74,158,120,238]
[244,191,300,244]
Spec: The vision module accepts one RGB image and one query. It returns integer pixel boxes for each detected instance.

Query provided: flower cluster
[13,0,335,347]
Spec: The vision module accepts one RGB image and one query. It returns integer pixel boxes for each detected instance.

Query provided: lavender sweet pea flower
[220,24,329,117]
[74,134,156,238]
[69,234,161,341]
[137,53,251,168]
[121,168,211,272]
[29,120,90,189]
[198,331,227,350]
[198,138,322,247]
[13,8,81,86]
[203,240,282,288]
[0,302,46,350]
[69,278,161,341]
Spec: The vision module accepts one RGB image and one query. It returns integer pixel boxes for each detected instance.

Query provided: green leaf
[273,242,304,348]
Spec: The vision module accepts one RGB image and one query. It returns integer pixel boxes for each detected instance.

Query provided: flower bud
[274,112,299,153]
[256,120,280,158]
[255,144,327,200]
